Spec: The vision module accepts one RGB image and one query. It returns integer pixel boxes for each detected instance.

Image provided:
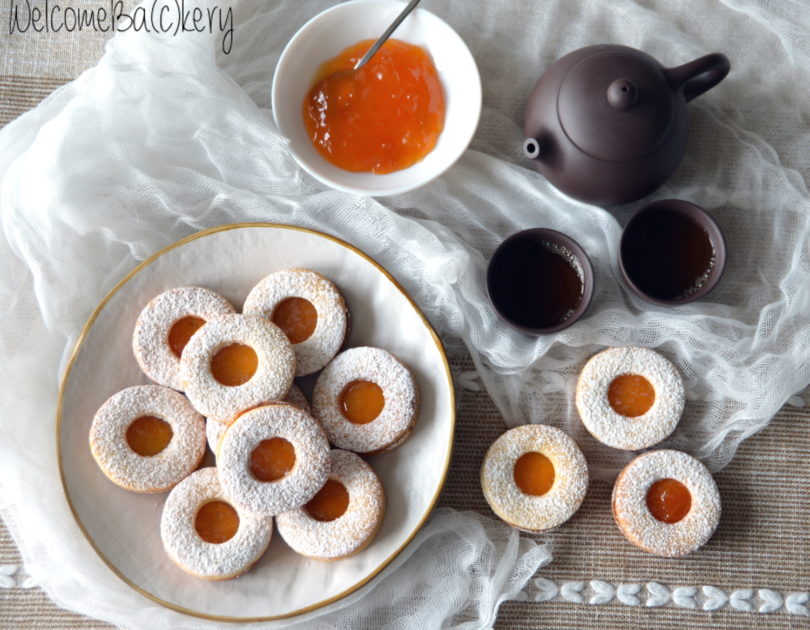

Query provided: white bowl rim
[271,0,482,197]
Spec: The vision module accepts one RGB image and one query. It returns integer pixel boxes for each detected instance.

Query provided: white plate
[58,224,455,621]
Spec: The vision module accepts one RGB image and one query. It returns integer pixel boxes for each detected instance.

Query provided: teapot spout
[523,137,542,160]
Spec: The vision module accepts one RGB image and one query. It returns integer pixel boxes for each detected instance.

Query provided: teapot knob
[607,79,639,110]
[523,137,542,159]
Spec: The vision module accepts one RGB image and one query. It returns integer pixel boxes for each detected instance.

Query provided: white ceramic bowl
[272,0,482,196]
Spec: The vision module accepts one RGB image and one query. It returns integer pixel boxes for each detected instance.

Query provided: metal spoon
[353,0,422,71]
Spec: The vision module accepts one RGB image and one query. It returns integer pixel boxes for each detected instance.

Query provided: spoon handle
[353,0,422,71]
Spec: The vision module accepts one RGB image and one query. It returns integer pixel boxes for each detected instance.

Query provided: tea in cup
[619,199,726,305]
[487,228,594,334]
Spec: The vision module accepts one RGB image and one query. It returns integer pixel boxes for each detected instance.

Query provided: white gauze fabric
[0,0,809,627]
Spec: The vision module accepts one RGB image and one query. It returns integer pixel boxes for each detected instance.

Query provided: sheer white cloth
[0,0,808,627]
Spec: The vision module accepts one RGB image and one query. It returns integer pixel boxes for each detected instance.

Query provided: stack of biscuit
[89,269,419,579]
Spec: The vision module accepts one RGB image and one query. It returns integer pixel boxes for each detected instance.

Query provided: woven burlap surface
[1,5,808,629]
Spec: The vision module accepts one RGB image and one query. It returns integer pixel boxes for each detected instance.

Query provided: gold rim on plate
[56,222,456,622]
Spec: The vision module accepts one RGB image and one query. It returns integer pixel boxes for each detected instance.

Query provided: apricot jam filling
[303,38,445,174]
[126,415,173,456]
[195,500,240,544]
[250,437,296,482]
[211,343,258,386]
[168,316,205,358]
[339,380,385,424]
[305,479,350,522]
[272,297,318,344]
[608,373,655,417]
[513,451,556,496]
[646,478,691,524]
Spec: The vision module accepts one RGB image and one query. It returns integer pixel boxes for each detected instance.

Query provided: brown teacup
[487,228,594,335]
[619,199,726,306]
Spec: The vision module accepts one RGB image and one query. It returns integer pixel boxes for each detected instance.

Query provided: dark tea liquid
[621,209,715,301]
[489,237,584,329]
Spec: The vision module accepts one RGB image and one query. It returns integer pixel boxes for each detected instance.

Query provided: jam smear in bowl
[303,39,445,174]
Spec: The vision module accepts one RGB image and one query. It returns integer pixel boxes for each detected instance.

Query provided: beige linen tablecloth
[1,3,808,629]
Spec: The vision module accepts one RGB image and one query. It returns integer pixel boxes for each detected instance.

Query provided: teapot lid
[557,48,674,162]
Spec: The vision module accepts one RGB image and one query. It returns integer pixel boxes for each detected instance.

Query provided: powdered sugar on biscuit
[576,346,685,450]
[132,287,234,391]
[180,314,295,423]
[160,467,273,580]
[243,269,348,377]
[217,404,331,515]
[89,385,206,493]
[312,347,418,453]
[206,385,311,457]
[276,450,384,560]
[481,424,588,532]
[612,449,721,557]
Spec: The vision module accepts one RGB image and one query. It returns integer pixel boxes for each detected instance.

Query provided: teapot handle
[665,53,730,102]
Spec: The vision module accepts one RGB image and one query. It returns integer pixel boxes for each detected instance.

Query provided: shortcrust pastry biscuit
[132,286,235,391]
[89,385,206,493]
[276,449,385,561]
[217,403,330,515]
[179,314,295,423]
[206,384,311,457]
[612,449,721,557]
[160,467,273,580]
[243,269,349,376]
[481,424,588,532]
[575,346,685,450]
[312,347,419,454]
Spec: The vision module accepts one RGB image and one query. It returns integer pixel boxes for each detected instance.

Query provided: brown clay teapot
[523,45,730,206]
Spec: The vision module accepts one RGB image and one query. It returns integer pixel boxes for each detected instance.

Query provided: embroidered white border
[512,578,809,615]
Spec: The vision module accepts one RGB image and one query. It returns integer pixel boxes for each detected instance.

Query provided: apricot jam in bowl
[272,0,482,196]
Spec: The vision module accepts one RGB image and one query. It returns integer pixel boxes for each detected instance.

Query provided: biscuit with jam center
[217,403,330,515]
[481,424,588,532]
[243,269,349,377]
[89,385,206,493]
[612,449,721,557]
[276,449,385,561]
[312,347,419,454]
[576,346,685,450]
[160,467,273,580]
[132,286,235,391]
[179,314,295,423]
